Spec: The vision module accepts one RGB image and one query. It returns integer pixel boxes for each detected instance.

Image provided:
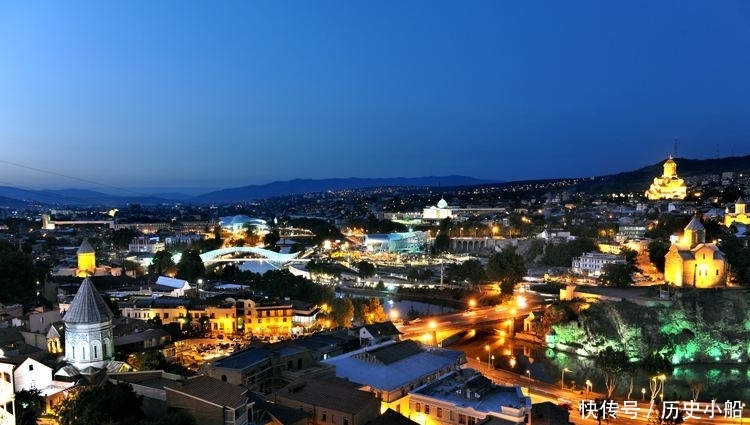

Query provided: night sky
[2,1,750,194]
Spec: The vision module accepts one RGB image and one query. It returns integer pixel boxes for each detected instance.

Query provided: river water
[461,331,749,403]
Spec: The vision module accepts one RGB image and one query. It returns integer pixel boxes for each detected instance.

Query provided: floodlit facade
[0,360,14,425]
[645,156,687,200]
[664,215,728,288]
[63,278,115,369]
[364,231,428,253]
[725,197,749,227]
[571,252,627,277]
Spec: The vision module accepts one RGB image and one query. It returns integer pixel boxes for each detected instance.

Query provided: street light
[561,368,570,390]
[485,345,492,371]
[510,356,516,370]
[526,370,531,380]
[585,379,592,394]
[641,387,646,400]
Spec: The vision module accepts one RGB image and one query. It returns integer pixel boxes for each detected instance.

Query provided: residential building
[164,375,250,425]
[238,297,294,338]
[12,357,73,415]
[323,340,466,415]
[0,360,15,425]
[408,368,531,425]
[273,377,381,425]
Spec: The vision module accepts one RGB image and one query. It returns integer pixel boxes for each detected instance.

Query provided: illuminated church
[645,156,687,200]
[664,216,727,288]
[63,277,115,370]
[725,197,749,228]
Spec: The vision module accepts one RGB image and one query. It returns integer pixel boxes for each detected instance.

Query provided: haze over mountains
[1,156,749,207]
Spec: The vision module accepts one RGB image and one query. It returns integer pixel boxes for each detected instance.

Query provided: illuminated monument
[664,215,727,288]
[63,277,115,369]
[725,197,749,227]
[76,238,96,277]
[645,156,687,200]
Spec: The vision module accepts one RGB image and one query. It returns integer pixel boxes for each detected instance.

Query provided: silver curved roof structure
[172,246,300,265]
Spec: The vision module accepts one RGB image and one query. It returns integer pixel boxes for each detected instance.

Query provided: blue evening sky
[1,1,750,194]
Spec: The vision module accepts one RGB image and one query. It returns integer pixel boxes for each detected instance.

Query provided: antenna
[673,138,678,157]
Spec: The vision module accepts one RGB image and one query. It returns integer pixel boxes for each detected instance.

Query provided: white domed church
[63,277,115,370]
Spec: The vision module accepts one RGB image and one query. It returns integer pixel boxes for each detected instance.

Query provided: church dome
[64,278,113,324]
[437,198,448,209]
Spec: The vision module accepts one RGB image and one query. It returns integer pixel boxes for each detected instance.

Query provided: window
[459,414,466,424]
[416,403,421,413]
[344,419,349,425]
[164,313,169,319]
[425,405,430,415]
[322,413,327,421]
[437,408,442,418]
[29,364,34,371]
[468,417,476,425]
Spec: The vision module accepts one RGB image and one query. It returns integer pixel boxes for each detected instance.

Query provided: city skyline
[2,1,750,193]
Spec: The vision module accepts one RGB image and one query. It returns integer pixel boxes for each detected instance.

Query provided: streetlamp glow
[510,356,516,369]
[485,345,492,371]
[561,368,570,390]
[585,379,592,394]
[641,387,646,400]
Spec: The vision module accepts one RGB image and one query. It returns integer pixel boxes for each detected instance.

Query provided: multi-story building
[274,377,381,425]
[571,252,627,278]
[128,236,166,254]
[238,297,294,338]
[322,340,466,415]
[408,368,531,425]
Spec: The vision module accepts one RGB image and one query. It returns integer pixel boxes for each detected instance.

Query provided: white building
[409,368,531,425]
[155,276,192,297]
[0,359,15,425]
[571,252,627,278]
[128,236,166,254]
[13,358,73,415]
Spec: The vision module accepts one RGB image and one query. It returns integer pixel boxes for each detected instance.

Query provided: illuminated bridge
[172,246,302,268]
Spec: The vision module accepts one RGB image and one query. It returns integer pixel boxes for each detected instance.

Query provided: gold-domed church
[664,215,727,288]
[645,156,687,200]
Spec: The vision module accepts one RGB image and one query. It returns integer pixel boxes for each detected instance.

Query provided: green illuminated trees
[594,346,629,398]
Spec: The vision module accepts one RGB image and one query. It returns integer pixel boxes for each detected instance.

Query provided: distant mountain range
[0,175,498,207]
[1,156,749,207]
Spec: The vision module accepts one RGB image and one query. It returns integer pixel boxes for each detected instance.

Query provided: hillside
[571,154,750,194]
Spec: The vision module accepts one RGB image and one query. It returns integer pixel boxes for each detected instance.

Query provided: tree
[0,241,38,304]
[331,297,355,328]
[689,380,703,402]
[462,259,486,289]
[264,229,280,248]
[648,240,671,273]
[15,388,44,425]
[599,263,633,287]
[593,346,629,398]
[357,260,376,279]
[111,228,138,251]
[486,248,527,295]
[55,381,145,425]
[148,249,176,278]
[176,249,205,282]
